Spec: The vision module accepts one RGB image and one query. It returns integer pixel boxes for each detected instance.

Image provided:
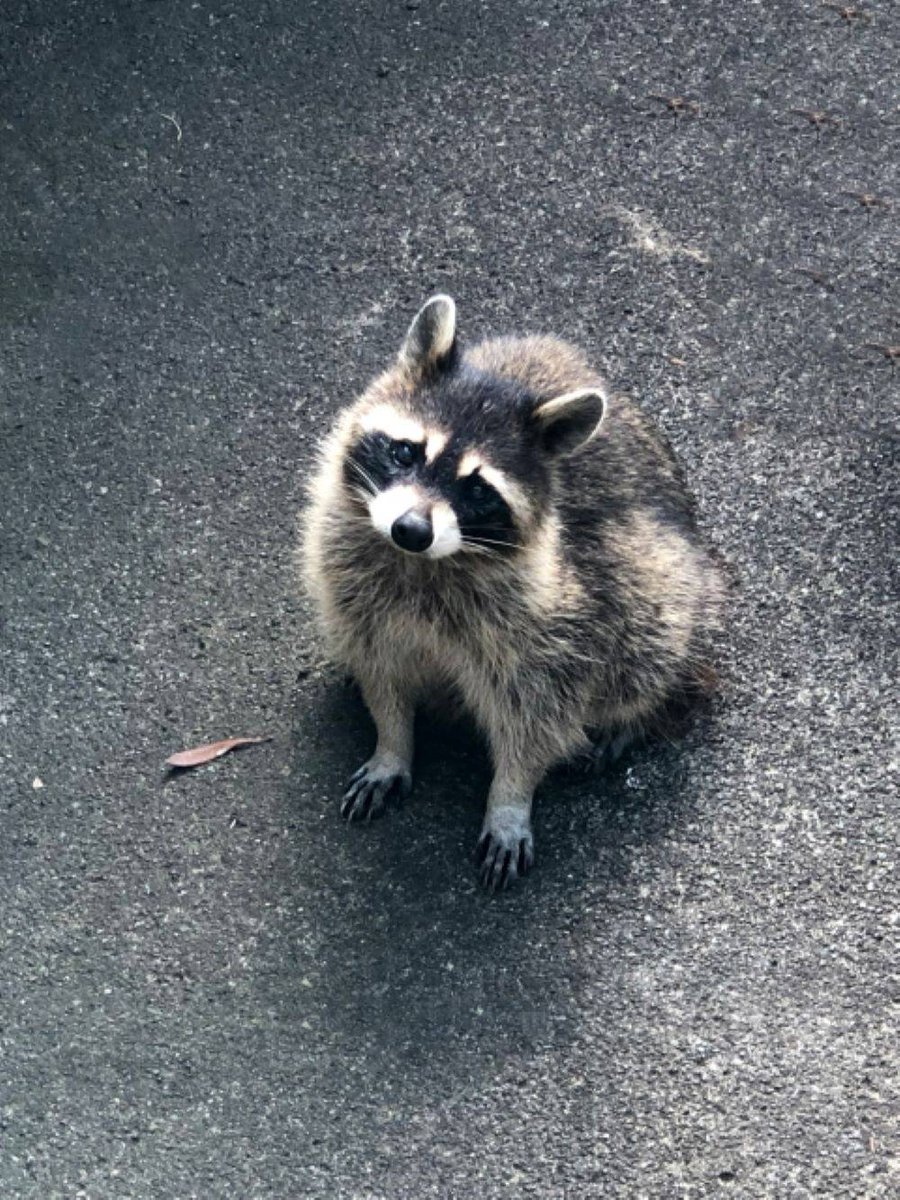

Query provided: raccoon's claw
[341,759,412,822]
[475,814,535,892]
[564,730,636,776]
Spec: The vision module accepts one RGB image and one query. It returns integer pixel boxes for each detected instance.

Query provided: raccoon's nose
[391,509,434,554]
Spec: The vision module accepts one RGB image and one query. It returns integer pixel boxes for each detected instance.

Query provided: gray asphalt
[1,1,898,1196]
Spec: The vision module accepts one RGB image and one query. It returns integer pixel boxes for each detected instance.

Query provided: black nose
[391,510,433,553]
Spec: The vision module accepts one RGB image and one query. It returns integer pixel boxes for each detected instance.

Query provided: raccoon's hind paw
[476,810,535,892]
[341,758,412,822]
[563,730,636,777]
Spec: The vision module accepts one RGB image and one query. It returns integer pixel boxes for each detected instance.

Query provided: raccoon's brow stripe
[456,451,485,478]
[456,456,518,509]
[358,404,426,445]
[425,431,448,462]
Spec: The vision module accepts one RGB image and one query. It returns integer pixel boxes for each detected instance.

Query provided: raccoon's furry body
[302,297,724,889]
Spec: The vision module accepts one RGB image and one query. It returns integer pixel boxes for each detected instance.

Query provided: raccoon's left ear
[399,294,458,375]
[531,387,607,456]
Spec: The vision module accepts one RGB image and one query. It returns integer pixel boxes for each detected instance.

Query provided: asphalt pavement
[1,1,898,1196]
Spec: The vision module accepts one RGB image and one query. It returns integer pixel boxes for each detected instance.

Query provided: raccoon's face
[340,296,606,561]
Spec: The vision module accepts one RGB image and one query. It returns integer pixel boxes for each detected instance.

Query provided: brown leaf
[165,736,270,769]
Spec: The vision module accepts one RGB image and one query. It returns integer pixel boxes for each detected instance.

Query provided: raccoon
[302,296,724,890]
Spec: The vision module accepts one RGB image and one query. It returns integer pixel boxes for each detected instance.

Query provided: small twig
[861,343,900,372]
[842,190,891,210]
[789,108,842,144]
[794,266,833,290]
[160,112,183,143]
[791,107,841,129]
[823,3,870,21]
[648,94,701,124]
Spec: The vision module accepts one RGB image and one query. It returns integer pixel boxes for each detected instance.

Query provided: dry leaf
[165,736,270,769]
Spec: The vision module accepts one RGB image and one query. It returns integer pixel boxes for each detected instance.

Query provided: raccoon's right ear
[531,388,607,457]
[398,295,458,375]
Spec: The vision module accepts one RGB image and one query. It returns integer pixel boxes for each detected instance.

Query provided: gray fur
[302,297,725,890]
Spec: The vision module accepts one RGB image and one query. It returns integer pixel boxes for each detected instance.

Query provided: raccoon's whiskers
[464,534,513,551]
[342,501,375,522]
[460,535,505,554]
[459,541,504,561]
[345,482,377,509]
[347,459,379,496]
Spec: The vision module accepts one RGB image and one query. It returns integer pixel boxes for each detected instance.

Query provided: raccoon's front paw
[475,807,535,892]
[341,755,412,822]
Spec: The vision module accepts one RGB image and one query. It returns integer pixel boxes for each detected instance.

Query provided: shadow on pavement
[265,673,701,1100]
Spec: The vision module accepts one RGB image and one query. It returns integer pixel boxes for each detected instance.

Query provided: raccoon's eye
[465,475,494,505]
[391,440,417,469]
